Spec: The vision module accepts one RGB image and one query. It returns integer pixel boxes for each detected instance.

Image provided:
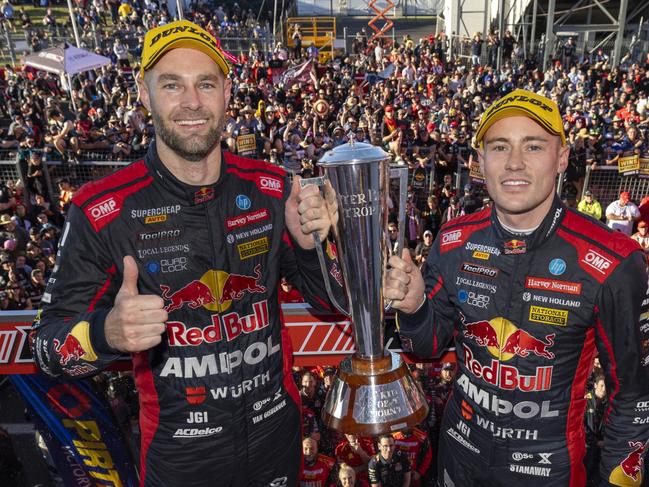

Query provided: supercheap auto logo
[160,264,266,313]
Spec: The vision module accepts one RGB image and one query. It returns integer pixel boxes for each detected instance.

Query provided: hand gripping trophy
[305,138,429,435]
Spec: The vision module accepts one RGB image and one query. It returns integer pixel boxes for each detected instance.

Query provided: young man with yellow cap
[31,20,343,487]
[384,89,649,486]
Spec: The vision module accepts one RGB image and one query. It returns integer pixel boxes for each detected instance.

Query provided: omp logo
[88,197,118,221]
[442,230,462,246]
[583,250,612,274]
[259,176,282,193]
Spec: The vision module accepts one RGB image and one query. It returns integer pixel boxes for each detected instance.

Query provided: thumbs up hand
[105,256,167,352]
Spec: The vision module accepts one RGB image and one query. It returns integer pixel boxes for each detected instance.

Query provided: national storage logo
[528,306,568,326]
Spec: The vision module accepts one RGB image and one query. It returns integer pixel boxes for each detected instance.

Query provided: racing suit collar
[491,194,566,253]
[144,141,227,205]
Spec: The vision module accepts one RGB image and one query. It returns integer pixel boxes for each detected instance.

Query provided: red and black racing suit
[396,196,649,487]
[30,144,344,487]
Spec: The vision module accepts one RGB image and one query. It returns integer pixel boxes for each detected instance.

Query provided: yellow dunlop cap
[141,20,230,77]
[475,89,566,147]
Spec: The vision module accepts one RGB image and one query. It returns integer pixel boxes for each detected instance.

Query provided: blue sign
[458,290,469,303]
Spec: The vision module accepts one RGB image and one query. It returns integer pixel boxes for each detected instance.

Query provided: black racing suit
[396,196,649,487]
[30,144,344,487]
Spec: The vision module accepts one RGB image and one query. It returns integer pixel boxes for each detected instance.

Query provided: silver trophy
[307,140,429,435]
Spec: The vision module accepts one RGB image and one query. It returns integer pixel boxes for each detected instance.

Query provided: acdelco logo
[88,197,118,221]
[442,230,462,246]
[259,176,282,193]
[582,250,612,274]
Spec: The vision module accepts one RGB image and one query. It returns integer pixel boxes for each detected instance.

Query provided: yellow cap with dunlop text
[475,89,566,146]
[141,20,230,76]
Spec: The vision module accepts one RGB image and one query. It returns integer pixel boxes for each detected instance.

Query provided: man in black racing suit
[385,89,649,486]
[30,20,344,487]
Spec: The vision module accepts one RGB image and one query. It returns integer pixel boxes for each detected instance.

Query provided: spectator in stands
[631,220,649,253]
[414,230,434,267]
[300,370,325,413]
[0,213,27,251]
[584,375,607,486]
[605,191,640,235]
[300,437,336,487]
[335,434,375,484]
[577,191,603,221]
[368,435,411,487]
[392,428,432,486]
[336,463,358,487]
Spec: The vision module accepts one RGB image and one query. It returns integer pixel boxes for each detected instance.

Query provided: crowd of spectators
[1,0,649,484]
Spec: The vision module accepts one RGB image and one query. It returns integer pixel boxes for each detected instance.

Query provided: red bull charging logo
[463,315,555,360]
[52,321,98,366]
[462,315,555,392]
[609,440,648,486]
[160,265,266,313]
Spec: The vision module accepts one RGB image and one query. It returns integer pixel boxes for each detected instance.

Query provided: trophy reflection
[309,140,429,435]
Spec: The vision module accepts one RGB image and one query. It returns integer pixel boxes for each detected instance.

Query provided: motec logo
[583,250,612,275]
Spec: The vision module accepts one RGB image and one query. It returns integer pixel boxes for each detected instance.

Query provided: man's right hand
[384,249,426,314]
[105,256,167,352]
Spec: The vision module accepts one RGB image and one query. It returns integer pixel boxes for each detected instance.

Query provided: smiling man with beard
[30,20,344,487]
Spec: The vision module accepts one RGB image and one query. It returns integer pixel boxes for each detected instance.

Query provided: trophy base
[321,352,429,436]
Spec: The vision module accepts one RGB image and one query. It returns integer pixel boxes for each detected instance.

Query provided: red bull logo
[53,334,86,366]
[161,281,217,312]
[161,266,268,314]
[220,264,266,303]
[464,320,499,347]
[504,239,526,255]
[501,329,555,360]
[462,315,555,360]
[619,440,647,483]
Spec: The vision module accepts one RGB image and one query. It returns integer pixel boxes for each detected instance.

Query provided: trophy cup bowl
[311,141,429,436]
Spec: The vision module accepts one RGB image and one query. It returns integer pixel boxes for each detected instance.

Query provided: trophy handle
[384,166,409,311]
[299,176,350,317]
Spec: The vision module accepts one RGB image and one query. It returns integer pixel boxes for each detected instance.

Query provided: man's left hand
[285,176,338,250]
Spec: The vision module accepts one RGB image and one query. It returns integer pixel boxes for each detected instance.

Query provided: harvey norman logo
[525,277,581,295]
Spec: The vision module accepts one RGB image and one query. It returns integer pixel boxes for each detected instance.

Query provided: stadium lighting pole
[66,0,82,48]
[496,0,504,69]
[530,0,537,56]
[612,0,628,66]
[273,0,278,44]
[542,0,555,71]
